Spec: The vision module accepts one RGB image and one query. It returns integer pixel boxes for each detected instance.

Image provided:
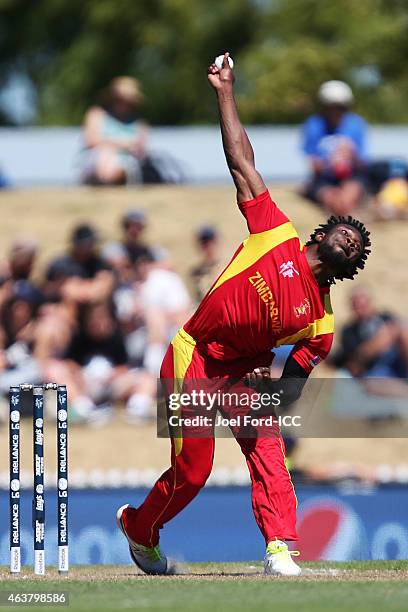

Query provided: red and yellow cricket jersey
[183,190,334,373]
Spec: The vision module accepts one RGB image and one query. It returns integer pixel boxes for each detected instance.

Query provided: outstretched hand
[207,52,235,92]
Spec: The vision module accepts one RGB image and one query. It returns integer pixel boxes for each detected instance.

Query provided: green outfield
[0,562,407,611]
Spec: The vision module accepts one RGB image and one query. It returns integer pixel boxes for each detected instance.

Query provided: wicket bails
[8,383,69,576]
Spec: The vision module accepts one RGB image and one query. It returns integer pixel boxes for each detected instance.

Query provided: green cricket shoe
[264,540,301,576]
[116,504,168,575]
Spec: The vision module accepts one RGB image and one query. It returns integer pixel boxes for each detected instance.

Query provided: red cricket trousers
[123,328,298,548]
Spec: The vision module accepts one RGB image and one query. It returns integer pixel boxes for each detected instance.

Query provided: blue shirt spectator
[301,80,369,216]
[302,112,367,165]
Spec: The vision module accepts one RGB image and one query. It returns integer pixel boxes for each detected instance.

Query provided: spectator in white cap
[301,80,368,215]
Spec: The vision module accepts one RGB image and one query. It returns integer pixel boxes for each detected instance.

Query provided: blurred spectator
[102,242,135,292]
[120,209,154,265]
[189,225,221,303]
[0,238,40,304]
[35,224,115,364]
[81,76,149,185]
[101,241,146,367]
[45,224,114,300]
[0,239,44,393]
[374,158,408,220]
[135,252,191,374]
[301,80,368,215]
[101,211,153,368]
[332,286,408,378]
[3,238,38,280]
[0,238,42,327]
[0,291,42,394]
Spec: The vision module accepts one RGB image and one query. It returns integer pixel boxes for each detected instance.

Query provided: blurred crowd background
[0,0,407,477]
[1,207,408,429]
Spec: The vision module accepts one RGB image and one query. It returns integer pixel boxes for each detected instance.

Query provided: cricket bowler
[117,53,371,576]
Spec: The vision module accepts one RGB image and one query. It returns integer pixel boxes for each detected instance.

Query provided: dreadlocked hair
[306,215,371,284]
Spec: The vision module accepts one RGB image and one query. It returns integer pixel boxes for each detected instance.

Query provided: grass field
[0,562,407,611]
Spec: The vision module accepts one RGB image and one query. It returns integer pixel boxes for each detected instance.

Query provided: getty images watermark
[158,377,408,438]
[165,388,302,430]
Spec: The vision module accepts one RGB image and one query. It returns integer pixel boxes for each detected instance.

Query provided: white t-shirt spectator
[140,268,190,313]
[138,267,191,374]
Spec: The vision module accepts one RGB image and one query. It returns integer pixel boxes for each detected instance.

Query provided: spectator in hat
[189,225,222,303]
[301,80,368,215]
[81,76,149,185]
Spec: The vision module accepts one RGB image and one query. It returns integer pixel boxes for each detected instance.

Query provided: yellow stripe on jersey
[209,222,299,295]
[170,328,197,456]
[276,293,334,346]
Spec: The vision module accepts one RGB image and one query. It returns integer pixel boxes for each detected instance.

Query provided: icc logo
[10,410,20,423]
[58,478,68,491]
[58,409,68,422]
[10,479,20,492]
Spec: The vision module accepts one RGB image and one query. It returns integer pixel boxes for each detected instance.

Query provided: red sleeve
[290,332,334,374]
[238,190,289,234]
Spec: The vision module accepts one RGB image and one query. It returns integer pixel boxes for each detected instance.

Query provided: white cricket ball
[214,55,234,70]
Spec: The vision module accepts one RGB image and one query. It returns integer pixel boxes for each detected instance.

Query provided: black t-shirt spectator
[66,329,128,366]
[333,312,394,369]
[46,255,111,281]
